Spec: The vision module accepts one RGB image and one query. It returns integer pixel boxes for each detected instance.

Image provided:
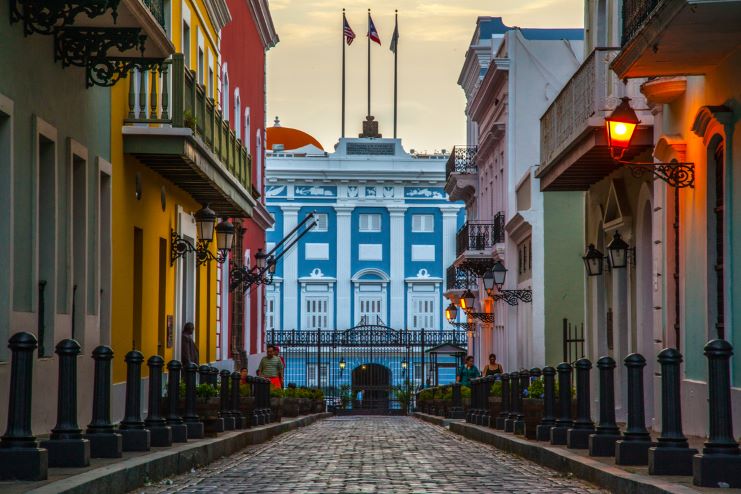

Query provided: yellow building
[110,0,253,384]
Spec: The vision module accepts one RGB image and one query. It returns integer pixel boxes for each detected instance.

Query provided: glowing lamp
[605,97,640,159]
[582,244,605,277]
[460,290,475,312]
[445,303,458,322]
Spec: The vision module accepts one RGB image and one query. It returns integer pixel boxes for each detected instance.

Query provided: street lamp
[607,231,631,269]
[215,220,235,252]
[482,268,496,296]
[491,260,507,290]
[339,358,346,375]
[605,97,640,160]
[445,302,458,323]
[480,263,532,306]
[401,359,407,376]
[460,290,475,312]
[170,204,230,266]
[582,244,605,277]
[194,204,217,242]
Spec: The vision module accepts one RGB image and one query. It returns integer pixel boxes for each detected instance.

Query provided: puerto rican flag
[368,14,381,44]
[343,17,356,45]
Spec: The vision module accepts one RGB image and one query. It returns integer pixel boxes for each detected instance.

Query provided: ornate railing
[269,327,468,347]
[124,53,251,192]
[621,0,662,46]
[539,48,619,168]
[455,213,505,256]
[141,0,166,27]
[446,265,476,291]
[445,145,478,180]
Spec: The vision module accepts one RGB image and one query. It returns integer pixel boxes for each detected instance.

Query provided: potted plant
[523,378,545,439]
[239,383,255,423]
[311,388,325,413]
[339,385,351,411]
[282,386,300,417]
[489,380,503,421]
[193,383,220,434]
[296,388,312,415]
[270,386,284,422]
[392,380,414,415]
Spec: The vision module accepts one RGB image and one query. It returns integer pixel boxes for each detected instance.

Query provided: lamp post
[401,359,407,377]
[583,244,605,277]
[481,262,532,306]
[339,358,346,376]
[170,204,232,266]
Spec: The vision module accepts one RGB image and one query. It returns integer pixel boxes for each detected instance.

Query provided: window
[412,214,434,233]
[518,237,532,281]
[305,296,328,330]
[221,66,229,121]
[197,47,204,85]
[234,89,241,140]
[266,293,277,332]
[182,21,191,68]
[312,213,328,232]
[412,297,435,330]
[413,363,423,383]
[359,213,381,232]
[245,107,251,152]
[307,363,328,387]
[208,66,214,98]
[359,296,383,324]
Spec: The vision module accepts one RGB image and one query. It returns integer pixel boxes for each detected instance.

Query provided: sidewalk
[415,413,741,494]
[1,413,331,494]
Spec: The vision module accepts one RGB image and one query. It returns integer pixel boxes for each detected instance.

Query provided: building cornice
[248,0,279,50]
[203,0,232,33]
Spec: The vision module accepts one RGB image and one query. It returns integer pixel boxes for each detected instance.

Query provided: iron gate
[269,324,467,414]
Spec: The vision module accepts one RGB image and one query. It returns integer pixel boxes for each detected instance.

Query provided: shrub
[195,383,218,399]
[270,387,284,398]
[490,380,502,397]
[239,383,251,397]
[460,385,471,398]
[528,378,544,399]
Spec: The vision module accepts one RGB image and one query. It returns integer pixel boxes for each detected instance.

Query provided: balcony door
[175,207,197,361]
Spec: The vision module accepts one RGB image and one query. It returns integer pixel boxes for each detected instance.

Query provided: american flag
[343,17,356,45]
[368,14,381,45]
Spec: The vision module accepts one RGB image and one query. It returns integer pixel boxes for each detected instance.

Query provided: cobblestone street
[134,417,605,493]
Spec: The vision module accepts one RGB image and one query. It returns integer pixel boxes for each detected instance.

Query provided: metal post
[567,358,594,449]
[480,375,492,427]
[41,339,90,467]
[198,364,210,385]
[496,372,509,430]
[145,356,172,446]
[550,362,573,445]
[231,371,245,429]
[119,350,150,451]
[588,356,621,456]
[450,383,464,419]
[536,366,557,441]
[648,348,697,475]
[693,339,741,487]
[166,360,188,442]
[183,362,204,438]
[514,369,529,435]
[505,371,518,432]
[0,332,47,480]
[85,345,122,458]
[219,369,235,430]
[615,353,654,465]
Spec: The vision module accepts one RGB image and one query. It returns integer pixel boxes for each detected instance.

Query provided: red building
[219,0,278,371]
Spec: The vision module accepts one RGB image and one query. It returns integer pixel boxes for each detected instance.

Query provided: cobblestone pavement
[134,417,606,494]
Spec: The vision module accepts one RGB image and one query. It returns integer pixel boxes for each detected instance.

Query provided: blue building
[264,120,465,394]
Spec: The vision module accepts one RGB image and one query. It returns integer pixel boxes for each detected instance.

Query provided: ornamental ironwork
[10,0,121,35]
[622,161,695,189]
[621,0,662,46]
[457,257,496,277]
[170,229,227,266]
[456,214,505,256]
[446,265,476,291]
[446,145,478,178]
[88,56,164,87]
[492,289,533,306]
[54,27,145,67]
[468,312,495,324]
[270,325,468,348]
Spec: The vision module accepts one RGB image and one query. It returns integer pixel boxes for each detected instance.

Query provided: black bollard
[262,377,273,423]
[85,345,122,458]
[472,379,483,424]
[466,379,478,423]
[182,363,204,439]
[505,371,518,432]
[567,358,595,449]
[231,371,246,429]
[648,348,697,475]
[449,383,465,419]
[588,356,621,456]
[118,350,151,451]
[198,364,211,385]
[219,369,235,430]
[479,376,492,427]
[550,362,573,445]
[536,366,557,441]
[495,373,509,430]
[693,339,741,488]
[145,355,172,447]
[0,332,48,481]
[166,360,188,442]
[41,339,91,467]
[615,353,655,465]
[210,366,219,386]
[514,369,529,435]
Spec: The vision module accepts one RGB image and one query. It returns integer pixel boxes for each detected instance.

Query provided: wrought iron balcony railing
[621,0,662,46]
[445,145,478,180]
[446,265,477,291]
[141,0,166,27]
[539,48,620,168]
[455,213,505,256]
[124,53,252,193]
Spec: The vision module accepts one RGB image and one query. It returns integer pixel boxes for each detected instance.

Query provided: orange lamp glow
[605,97,640,159]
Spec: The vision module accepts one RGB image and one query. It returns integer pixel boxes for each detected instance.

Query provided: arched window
[234,88,241,140]
[221,64,229,122]
[708,138,725,339]
[244,107,251,152]
[256,129,263,190]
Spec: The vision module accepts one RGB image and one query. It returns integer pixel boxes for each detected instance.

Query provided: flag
[368,14,381,45]
[343,16,356,45]
[389,21,399,53]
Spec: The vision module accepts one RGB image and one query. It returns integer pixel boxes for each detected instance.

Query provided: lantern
[607,231,630,269]
[605,97,640,159]
[194,204,217,242]
[215,220,234,252]
[582,244,605,277]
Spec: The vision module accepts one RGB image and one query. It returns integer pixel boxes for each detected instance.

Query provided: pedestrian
[274,345,286,388]
[456,355,479,386]
[240,367,248,385]
[257,344,284,389]
[181,322,199,367]
[482,353,503,376]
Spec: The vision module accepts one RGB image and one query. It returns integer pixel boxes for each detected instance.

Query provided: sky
[266,1,583,153]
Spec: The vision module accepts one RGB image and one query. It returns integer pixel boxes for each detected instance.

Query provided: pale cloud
[267,0,583,151]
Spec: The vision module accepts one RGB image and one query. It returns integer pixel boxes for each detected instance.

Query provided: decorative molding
[202,0,231,33]
[248,0,279,50]
[640,77,686,105]
[653,135,686,163]
[691,105,734,145]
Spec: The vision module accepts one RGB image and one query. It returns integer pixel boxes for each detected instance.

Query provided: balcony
[123,54,254,218]
[612,0,741,78]
[444,145,478,204]
[535,48,654,191]
[445,265,477,292]
[453,214,505,276]
[10,0,175,87]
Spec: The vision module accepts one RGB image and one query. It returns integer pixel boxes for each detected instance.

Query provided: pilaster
[388,206,407,328]
[335,206,353,329]
[281,205,300,330]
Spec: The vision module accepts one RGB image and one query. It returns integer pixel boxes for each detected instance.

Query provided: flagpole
[342,9,346,138]
[367,8,371,117]
[393,10,398,138]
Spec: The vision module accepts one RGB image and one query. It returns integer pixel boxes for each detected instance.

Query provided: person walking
[456,355,479,386]
[181,322,199,367]
[257,345,284,389]
[482,354,503,376]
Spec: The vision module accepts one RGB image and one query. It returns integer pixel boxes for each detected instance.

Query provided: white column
[441,208,459,295]
[335,207,353,329]
[282,205,300,330]
[389,207,406,328]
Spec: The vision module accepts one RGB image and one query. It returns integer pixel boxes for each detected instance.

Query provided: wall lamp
[445,303,475,331]
[481,262,532,306]
[339,358,346,375]
[606,97,694,189]
[446,300,495,325]
[170,204,234,266]
[582,231,635,276]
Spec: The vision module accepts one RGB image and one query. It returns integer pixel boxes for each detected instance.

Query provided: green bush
[239,383,251,397]
[195,383,218,399]
[418,389,433,401]
[528,378,544,399]
[270,387,284,398]
[460,385,471,398]
[490,380,502,397]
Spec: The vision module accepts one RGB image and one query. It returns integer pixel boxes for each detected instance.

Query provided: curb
[24,413,332,494]
[414,413,703,494]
